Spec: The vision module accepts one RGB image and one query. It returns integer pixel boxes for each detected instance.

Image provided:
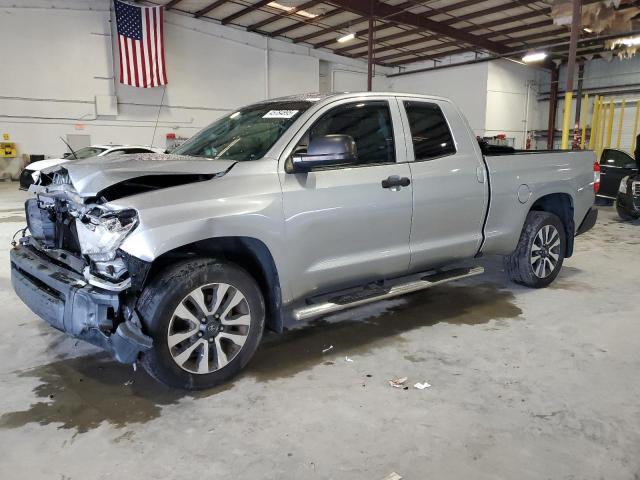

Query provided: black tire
[616,199,638,221]
[504,211,566,288]
[138,258,265,390]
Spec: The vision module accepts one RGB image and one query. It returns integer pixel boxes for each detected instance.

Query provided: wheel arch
[146,236,284,333]
[529,192,575,257]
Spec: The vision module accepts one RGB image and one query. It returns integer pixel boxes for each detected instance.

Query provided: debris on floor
[413,381,431,390]
[382,472,403,480]
[322,345,334,353]
[124,380,134,386]
[345,356,354,362]
[388,377,408,388]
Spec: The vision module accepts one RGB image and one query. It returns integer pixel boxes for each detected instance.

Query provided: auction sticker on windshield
[262,110,299,119]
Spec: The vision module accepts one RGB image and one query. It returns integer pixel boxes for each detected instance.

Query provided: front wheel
[504,211,566,288]
[616,197,639,221]
[138,258,265,390]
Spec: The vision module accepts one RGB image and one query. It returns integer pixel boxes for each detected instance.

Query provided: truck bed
[480,150,596,256]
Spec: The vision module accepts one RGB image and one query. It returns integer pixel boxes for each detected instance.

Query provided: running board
[293,266,484,322]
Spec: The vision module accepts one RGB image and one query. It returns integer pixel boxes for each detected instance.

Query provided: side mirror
[290,134,357,173]
[62,152,71,158]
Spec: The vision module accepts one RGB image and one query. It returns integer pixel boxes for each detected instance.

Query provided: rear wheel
[504,211,566,288]
[138,258,265,390]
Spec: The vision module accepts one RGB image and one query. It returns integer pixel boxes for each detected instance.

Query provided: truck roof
[257,91,452,105]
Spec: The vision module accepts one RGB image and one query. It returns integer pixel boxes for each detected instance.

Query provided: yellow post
[561,91,573,149]
[598,98,606,157]
[616,99,626,148]
[581,94,589,149]
[606,99,614,148]
[631,100,640,156]
[589,95,599,150]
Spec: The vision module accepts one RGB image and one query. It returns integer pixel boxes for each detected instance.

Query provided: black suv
[598,148,637,201]
[602,145,640,220]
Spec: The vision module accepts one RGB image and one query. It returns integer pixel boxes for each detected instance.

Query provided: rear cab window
[403,101,456,161]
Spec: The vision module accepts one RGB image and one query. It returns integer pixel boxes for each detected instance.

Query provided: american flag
[114,0,167,87]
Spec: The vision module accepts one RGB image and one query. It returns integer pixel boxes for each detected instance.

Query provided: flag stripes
[115,0,167,88]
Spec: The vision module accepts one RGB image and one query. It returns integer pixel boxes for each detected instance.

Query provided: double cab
[11,92,598,389]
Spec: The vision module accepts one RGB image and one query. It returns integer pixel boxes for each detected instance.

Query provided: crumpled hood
[43,152,236,197]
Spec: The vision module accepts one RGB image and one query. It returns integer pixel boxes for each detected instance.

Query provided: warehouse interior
[1,1,640,479]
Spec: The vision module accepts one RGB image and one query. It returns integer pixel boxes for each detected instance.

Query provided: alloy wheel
[167,283,251,374]
[530,225,561,278]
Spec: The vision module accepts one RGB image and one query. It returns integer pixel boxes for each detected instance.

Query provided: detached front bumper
[10,244,152,363]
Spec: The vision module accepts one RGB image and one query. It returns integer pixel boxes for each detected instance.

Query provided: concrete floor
[0,182,639,480]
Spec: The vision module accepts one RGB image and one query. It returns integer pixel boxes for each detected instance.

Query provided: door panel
[399,99,488,270]
[282,164,413,299]
[599,149,637,198]
[280,98,413,301]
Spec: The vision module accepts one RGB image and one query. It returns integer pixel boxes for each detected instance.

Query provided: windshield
[173,101,312,161]
[66,147,108,159]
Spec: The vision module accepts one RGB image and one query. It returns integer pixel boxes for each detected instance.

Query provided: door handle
[381,175,411,189]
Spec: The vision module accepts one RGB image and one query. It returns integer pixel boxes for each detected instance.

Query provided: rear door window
[403,101,456,161]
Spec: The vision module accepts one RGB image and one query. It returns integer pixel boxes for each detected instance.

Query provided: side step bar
[293,266,484,322]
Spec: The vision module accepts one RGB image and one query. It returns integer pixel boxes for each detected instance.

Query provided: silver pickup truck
[10,92,598,389]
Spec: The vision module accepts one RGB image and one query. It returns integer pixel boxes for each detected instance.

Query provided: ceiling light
[268,1,317,19]
[337,32,355,43]
[522,52,547,63]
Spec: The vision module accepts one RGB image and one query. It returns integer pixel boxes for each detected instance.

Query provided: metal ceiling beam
[194,0,229,18]
[334,3,551,55]
[293,15,369,43]
[314,23,392,49]
[246,0,322,32]
[220,0,272,25]
[385,28,640,67]
[345,20,557,58]
[374,25,568,64]
[268,7,343,38]
[292,0,467,46]
[164,0,183,9]
[328,0,509,54]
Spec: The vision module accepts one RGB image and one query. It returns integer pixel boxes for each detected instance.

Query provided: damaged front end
[10,169,153,363]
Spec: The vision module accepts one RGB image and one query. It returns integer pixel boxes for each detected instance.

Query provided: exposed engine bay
[25,176,141,291]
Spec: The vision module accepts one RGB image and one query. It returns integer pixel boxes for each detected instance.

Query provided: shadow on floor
[0,282,521,433]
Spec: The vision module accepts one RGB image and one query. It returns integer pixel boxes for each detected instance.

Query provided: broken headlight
[75,209,138,261]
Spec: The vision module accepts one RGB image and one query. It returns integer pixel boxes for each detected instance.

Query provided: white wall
[485,60,542,149]
[0,0,386,167]
[387,62,489,135]
[385,58,548,149]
